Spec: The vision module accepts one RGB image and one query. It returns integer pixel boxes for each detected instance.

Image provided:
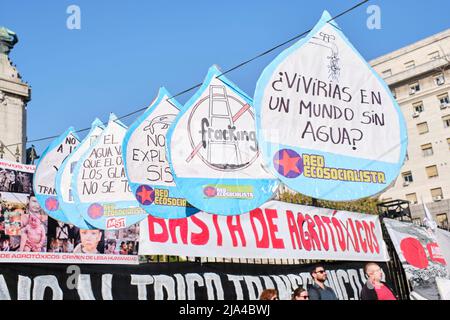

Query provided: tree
[277,186,380,215]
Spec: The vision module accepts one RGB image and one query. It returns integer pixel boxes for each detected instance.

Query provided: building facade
[370,29,450,228]
[0,27,29,163]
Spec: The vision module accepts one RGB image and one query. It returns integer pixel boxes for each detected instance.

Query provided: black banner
[0,261,393,300]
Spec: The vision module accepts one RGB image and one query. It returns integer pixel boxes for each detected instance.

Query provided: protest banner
[1,158,140,263]
[384,218,449,300]
[73,114,148,230]
[436,228,450,275]
[253,11,407,201]
[0,160,34,195]
[123,87,199,219]
[0,261,392,300]
[55,119,104,229]
[33,128,80,223]
[1,160,48,253]
[167,65,279,215]
[139,200,389,262]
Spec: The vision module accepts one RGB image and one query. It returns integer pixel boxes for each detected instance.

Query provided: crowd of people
[259,263,397,301]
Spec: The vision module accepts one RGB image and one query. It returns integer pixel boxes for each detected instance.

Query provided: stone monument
[0,26,30,163]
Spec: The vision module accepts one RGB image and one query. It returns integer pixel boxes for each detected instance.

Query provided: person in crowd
[360,262,397,300]
[308,264,338,300]
[49,238,59,252]
[56,221,69,244]
[119,241,128,255]
[1,238,10,251]
[0,192,7,215]
[4,170,23,193]
[19,213,46,252]
[73,229,102,254]
[259,289,279,300]
[66,238,74,252]
[127,241,135,255]
[105,239,118,255]
[292,287,309,300]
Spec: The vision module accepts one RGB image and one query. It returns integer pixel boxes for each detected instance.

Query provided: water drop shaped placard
[72,114,147,230]
[33,127,80,223]
[167,65,279,215]
[123,87,199,219]
[55,118,104,229]
[253,11,408,201]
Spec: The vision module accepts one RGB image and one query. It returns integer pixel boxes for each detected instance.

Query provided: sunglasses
[315,270,326,274]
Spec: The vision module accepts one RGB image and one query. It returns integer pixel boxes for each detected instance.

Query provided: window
[435,74,445,86]
[417,122,429,134]
[413,101,424,113]
[402,171,413,185]
[448,138,450,150]
[382,69,392,77]
[421,143,433,157]
[405,152,409,161]
[429,51,440,60]
[409,82,420,95]
[443,115,450,128]
[439,93,449,108]
[431,188,443,201]
[426,165,438,178]
[436,213,449,229]
[405,60,415,69]
[406,193,418,204]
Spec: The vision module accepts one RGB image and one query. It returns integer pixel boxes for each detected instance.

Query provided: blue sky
[1,0,449,154]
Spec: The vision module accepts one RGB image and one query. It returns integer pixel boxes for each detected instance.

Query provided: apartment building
[370,29,450,228]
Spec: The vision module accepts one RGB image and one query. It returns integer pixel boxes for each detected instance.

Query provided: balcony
[381,58,449,86]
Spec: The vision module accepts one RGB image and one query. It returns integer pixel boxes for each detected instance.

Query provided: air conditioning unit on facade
[403,181,410,187]
[412,111,420,118]
[440,103,449,109]
[433,195,443,201]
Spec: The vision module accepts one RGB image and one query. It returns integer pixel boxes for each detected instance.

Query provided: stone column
[0,26,30,163]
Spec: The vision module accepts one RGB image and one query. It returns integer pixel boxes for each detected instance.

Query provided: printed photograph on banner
[0,160,139,263]
[46,218,82,253]
[72,113,147,230]
[0,167,33,194]
[33,128,80,223]
[104,223,139,255]
[0,192,48,252]
[55,118,104,229]
[384,218,449,300]
[123,87,199,219]
[166,65,279,215]
[253,10,408,201]
[0,161,49,253]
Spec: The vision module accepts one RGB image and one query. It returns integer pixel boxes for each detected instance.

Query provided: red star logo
[274,150,301,176]
[137,187,154,204]
[88,204,104,219]
[45,197,59,211]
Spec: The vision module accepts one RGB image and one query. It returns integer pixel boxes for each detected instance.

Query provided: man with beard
[308,264,338,300]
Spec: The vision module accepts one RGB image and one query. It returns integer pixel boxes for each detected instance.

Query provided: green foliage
[144,255,186,263]
[278,191,380,215]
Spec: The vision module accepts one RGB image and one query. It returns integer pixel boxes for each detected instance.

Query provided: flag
[423,202,438,231]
